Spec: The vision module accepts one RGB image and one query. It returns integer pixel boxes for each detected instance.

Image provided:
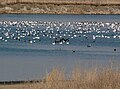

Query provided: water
[0,14,120,81]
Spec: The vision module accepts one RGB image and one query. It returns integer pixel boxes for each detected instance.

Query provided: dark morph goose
[54,37,69,44]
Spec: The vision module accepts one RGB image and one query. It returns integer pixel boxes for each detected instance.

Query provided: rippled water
[0,14,120,81]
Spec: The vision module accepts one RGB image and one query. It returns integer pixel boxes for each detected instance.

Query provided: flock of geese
[0,21,120,47]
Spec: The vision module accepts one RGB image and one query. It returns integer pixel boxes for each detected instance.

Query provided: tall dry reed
[0,65,120,89]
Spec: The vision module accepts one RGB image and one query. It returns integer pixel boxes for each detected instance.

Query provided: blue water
[0,14,120,22]
[0,14,120,81]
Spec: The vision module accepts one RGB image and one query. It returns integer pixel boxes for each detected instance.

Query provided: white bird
[93,35,96,40]
[30,40,33,44]
[0,37,2,40]
[52,42,55,45]
[66,42,69,45]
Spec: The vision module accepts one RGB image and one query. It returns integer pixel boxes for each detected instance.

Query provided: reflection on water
[0,14,120,81]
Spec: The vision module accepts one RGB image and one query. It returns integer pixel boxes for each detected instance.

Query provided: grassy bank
[0,67,120,89]
[0,0,120,4]
[0,1,120,14]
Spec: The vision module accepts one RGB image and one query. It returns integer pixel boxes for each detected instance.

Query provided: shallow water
[0,14,120,81]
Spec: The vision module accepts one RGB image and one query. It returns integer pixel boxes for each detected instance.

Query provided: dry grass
[0,65,120,89]
[0,0,120,14]
[0,0,120,4]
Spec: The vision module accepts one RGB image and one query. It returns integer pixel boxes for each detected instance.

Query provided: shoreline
[0,80,41,85]
[0,2,120,14]
[0,68,120,89]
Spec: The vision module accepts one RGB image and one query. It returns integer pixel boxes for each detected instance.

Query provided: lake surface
[0,14,120,81]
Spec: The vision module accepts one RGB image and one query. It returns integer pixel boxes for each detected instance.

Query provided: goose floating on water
[0,21,120,45]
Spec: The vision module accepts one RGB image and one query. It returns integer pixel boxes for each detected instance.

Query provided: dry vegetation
[0,0,120,14]
[0,0,120,4]
[0,66,120,89]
